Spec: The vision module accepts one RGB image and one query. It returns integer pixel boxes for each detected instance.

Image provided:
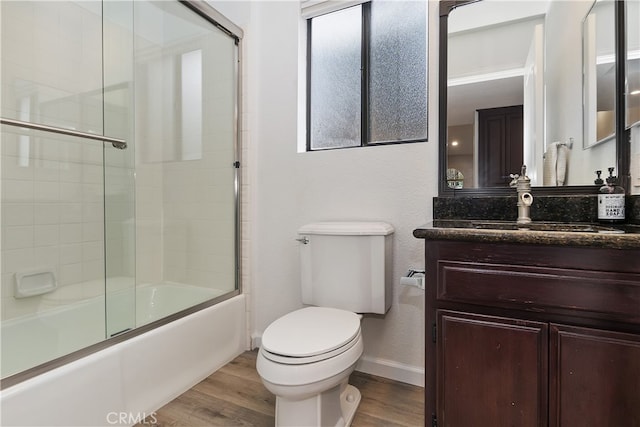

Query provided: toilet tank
[298,222,394,314]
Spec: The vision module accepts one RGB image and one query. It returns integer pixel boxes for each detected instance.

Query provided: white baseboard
[355,355,425,387]
[250,333,262,349]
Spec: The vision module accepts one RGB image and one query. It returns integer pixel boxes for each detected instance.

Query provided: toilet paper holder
[400,269,425,289]
[406,268,425,277]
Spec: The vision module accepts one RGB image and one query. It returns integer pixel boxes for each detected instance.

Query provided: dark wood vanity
[415,225,640,427]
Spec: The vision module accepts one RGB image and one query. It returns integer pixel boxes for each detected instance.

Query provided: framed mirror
[439,0,630,195]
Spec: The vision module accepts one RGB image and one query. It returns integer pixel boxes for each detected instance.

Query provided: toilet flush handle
[295,236,309,244]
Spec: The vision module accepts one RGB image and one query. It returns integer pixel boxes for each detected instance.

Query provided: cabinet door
[550,324,640,427]
[438,311,548,427]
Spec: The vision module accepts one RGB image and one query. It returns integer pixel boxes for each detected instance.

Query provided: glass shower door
[0,0,135,378]
[132,1,238,326]
[1,0,239,380]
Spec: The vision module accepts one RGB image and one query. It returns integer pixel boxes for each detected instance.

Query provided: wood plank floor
[138,350,424,427]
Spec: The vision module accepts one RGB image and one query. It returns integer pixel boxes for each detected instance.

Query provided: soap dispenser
[597,167,625,223]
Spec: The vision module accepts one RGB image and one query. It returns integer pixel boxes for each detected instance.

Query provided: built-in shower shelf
[14,269,57,298]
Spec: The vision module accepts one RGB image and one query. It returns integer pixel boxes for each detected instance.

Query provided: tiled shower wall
[133,3,237,293]
[1,2,111,320]
[1,1,238,323]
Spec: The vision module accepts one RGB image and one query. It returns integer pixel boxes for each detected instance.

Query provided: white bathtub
[1,283,227,378]
[0,291,246,427]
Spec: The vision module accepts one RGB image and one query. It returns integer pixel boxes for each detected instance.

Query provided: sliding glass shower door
[131,1,239,326]
[1,1,133,376]
[1,0,239,381]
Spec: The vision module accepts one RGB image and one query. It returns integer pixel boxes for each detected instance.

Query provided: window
[307,1,427,151]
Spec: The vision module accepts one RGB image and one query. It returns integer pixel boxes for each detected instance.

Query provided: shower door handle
[1,117,127,149]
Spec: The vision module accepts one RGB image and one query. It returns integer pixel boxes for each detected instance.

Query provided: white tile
[83,202,104,222]
[82,260,104,282]
[59,203,82,223]
[34,246,59,269]
[2,179,34,202]
[59,182,82,202]
[82,163,103,184]
[34,159,60,182]
[2,204,34,226]
[83,221,103,242]
[1,274,17,299]
[34,203,60,225]
[57,140,83,163]
[59,243,83,265]
[2,225,34,250]
[59,223,82,244]
[0,131,21,157]
[34,136,63,162]
[82,241,104,262]
[59,262,82,286]
[2,155,34,180]
[34,224,59,247]
[1,248,35,275]
[34,181,60,203]
[82,143,103,165]
[136,202,160,220]
[82,183,102,203]
[59,161,83,183]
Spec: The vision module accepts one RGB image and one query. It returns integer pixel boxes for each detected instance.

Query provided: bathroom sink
[433,219,640,234]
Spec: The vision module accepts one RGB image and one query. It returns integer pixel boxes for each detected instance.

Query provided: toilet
[256,221,394,427]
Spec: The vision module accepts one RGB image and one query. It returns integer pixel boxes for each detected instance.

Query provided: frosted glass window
[310,6,362,150]
[307,1,427,151]
[370,1,427,143]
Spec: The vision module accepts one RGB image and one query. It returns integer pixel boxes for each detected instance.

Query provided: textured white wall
[213,0,439,385]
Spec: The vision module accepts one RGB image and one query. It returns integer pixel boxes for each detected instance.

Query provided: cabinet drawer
[437,261,640,322]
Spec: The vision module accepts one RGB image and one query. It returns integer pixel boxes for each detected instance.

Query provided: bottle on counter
[597,167,625,223]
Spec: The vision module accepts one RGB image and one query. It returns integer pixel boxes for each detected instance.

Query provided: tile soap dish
[15,269,57,298]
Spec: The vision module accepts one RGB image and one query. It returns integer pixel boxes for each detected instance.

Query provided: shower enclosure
[1,0,241,383]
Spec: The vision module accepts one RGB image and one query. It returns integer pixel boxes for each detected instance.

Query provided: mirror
[582,0,616,149]
[440,0,629,194]
[626,0,640,129]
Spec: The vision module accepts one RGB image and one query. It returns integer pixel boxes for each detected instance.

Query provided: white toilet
[256,221,394,427]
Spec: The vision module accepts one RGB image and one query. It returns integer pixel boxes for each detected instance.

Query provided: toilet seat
[262,332,360,365]
[261,307,361,365]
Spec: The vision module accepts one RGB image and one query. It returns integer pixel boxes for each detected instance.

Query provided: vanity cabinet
[423,240,640,427]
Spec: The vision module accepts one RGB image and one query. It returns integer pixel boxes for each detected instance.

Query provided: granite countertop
[413,220,640,250]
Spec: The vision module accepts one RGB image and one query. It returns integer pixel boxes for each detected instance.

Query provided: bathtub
[1,283,228,378]
[0,287,246,427]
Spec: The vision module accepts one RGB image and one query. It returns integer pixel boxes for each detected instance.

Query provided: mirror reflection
[582,0,616,149]
[626,0,640,128]
[446,0,617,189]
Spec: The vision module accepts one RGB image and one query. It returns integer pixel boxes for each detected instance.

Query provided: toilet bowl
[256,307,364,427]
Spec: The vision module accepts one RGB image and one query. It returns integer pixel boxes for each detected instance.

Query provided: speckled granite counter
[413,220,640,250]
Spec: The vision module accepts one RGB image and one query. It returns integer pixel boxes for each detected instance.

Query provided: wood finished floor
[138,350,424,427]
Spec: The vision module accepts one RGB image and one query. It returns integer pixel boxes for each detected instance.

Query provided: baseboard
[250,333,262,350]
[355,355,425,387]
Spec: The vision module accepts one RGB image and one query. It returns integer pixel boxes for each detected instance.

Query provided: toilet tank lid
[298,221,394,236]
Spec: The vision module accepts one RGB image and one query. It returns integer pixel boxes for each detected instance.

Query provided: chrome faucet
[509,165,533,226]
